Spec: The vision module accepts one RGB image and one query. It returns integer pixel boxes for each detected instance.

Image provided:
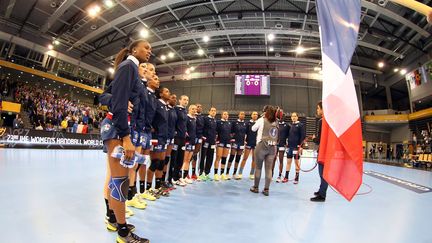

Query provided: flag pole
[388,0,432,23]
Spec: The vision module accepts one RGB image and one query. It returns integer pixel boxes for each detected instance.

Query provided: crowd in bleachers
[14,84,105,133]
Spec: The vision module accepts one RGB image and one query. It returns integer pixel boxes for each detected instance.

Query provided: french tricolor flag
[316,0,363,201]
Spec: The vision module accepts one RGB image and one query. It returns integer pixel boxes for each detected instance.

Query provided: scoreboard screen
[235,74,270,96]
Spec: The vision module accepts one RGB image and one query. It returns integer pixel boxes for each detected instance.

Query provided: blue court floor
[1,149,431,243]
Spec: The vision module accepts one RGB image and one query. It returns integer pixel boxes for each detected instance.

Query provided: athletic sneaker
[126,196,147,209]
[105,217,136,232]
[294,180,299,184]
[294,175,299,184]
[173,179,186,187]
[166,181,177,190]
[125,207,134,218]
[204,175,212,181]
[140,191,156,201]
[214,174,221,181]
[276,176,282,183]
[198,174,206,181]
[191,174,198,180]
[179,178,188,185]
[185,176,193,184]
[148,188,161,199]
[236,174,243,180]
[116,232,149,243]
[249,174,254,180]
[282,177,288,183]
[156,188,170,197]
[221,174,228,181]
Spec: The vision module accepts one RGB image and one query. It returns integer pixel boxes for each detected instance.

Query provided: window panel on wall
[13,45,29,58]
[28,50,44,63]
[0,41,11,58]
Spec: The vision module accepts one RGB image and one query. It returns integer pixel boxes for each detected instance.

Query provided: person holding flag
[312,0,364,202]
[310,102,326,202]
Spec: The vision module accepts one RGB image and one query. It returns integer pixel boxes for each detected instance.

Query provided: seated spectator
[13,114,24,129]
[35,121,44,130]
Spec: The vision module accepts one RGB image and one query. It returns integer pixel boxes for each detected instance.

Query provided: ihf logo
[269,127,278,138]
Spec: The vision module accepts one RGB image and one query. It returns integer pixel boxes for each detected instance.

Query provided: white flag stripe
[322,53,360,137]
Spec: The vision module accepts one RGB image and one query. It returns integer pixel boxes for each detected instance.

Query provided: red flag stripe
[318,116,363,201]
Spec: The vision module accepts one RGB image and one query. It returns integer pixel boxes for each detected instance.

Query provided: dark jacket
[167,105,177,139]
[186,115,197,144]
[175,106,188,138]
[144,88,157,132]
[216,119,232,144]
[195,113,205,138]
[152,99,169,140]
[287,121,306,148]
[231,120,247,145]
[203,115,217,144]
[110,59,141,138]
[245,120,258,147]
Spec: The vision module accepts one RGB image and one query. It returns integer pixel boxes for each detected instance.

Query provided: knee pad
[149,159,158,171]
[221,157,227,165]
[110,176,129,202]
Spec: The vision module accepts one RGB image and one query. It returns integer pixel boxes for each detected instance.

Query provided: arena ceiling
[0,0,431,78]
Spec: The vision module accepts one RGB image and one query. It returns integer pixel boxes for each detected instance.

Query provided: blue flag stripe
[316,0,361,73]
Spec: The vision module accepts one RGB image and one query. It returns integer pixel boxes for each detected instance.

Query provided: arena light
[400,69,407,75]
[168,52,175,58]
[48,44,54,50]
[107,67,114,74]
[377,62,385,68]
[190,66,195,71]
[53,40,60,45]
[88,5,101,18]
[160,55,167,61]
[267,33,275,41]
[185,68,191,74]
[140,29,149,38]
[197,49,205,56]
[393,68,399,73]
[219,48,224,53]
[103,0,114,8]
[295,46,305,54]
[269,47,274,52]
[314,67,321,71]
[202,36,210,43]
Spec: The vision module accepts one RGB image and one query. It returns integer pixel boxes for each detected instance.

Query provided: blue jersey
[186,115,197,144]
[287,121,306,148]
[195,113,205,138]
[277,121,289,147]
[144,88,157,132]
[109,59,142,138]
[245,120,258,146]
[167,105,177,139]
[152,99,169,140]
[231,120,247,145]
[203,116,217,144]
[175,106,188,138]
[217,119,232,144]
[99,76,147,131]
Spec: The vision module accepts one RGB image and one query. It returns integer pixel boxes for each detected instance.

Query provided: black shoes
[262,189,269,196]
[314,191,319,196]
[310,195,326,202]
[250,186,259,193]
